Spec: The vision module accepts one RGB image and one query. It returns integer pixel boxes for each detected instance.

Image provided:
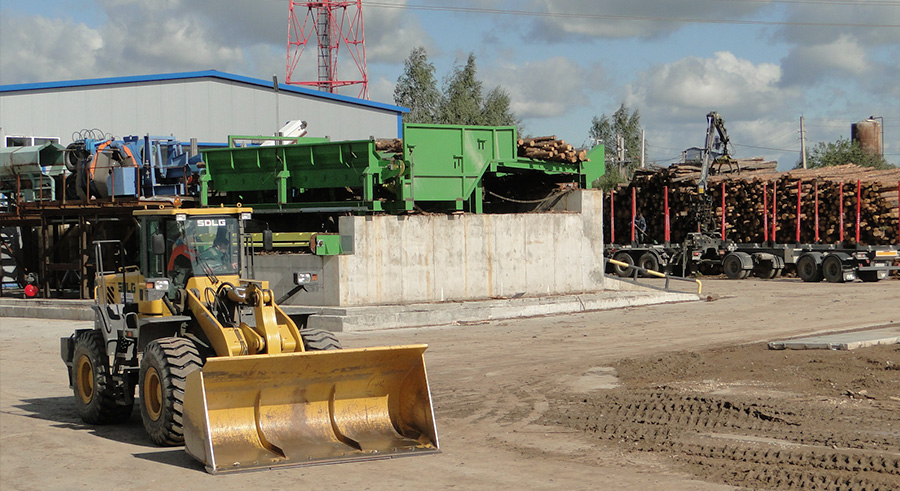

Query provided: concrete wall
[257,189,605,307]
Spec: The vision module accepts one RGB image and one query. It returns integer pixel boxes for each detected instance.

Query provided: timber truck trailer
[606,179,900,282]
[60,207,439,473]
[606,111,900,282]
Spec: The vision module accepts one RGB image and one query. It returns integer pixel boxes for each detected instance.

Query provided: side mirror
[151,233,166,256]
[263,229,273,252]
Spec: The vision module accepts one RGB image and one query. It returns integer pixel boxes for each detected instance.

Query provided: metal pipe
[839,183,844,243]
[631,187,636,244]
[772,181,777,243]
[664,185,670,244]
[720,181,726,239]
[814,180,820,243]
[763,182,768,243]
[609,189,615,244]
[796,179,802,243]
[856,179,861,244]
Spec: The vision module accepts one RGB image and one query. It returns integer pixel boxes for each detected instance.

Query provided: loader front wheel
[139,337,202,446]
[301,328,342,351]
[72,330,133,424]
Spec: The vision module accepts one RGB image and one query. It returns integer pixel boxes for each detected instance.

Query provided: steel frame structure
[286,1,369,99]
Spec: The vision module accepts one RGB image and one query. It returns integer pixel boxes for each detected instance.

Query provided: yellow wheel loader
[60,207,439,473]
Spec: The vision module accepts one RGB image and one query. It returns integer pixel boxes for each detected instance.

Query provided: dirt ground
[1,277,898,490]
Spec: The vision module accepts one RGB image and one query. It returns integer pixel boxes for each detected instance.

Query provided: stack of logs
[375,135,590,164]
[608,161,900,246]
[516,136,589,164]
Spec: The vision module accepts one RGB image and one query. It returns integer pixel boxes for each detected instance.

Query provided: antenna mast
[286,1,369,99]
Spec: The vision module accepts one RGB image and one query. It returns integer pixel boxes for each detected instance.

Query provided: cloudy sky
[1,0,898,169]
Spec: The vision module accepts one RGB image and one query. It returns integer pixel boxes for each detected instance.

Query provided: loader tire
[72,330,133,424]
[301,328,342,351]
[139,337,202,446]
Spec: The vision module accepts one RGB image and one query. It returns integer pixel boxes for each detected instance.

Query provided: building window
[5,136,60,147]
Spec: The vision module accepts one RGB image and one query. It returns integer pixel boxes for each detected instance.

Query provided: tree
[480,86,519,127]
[439,53,483,125]
[393,47,441,124]
[394,49,519,127]
[588,104,643,190]
[798,137,893,170]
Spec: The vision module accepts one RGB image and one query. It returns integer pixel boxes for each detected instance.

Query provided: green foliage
[440,53,483,125]
[593,164,626,192]
[393,47,441,124]
[589,103,644,190]
[589,103,643,165]
[480,86,519,127]
[395,48,518,127]
[798,137,894,170]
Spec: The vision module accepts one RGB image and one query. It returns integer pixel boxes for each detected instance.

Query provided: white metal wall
[0,78,400,146]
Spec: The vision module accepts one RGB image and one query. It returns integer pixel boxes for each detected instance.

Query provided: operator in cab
[200,236,232,273]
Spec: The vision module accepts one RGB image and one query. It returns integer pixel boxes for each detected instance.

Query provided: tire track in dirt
[542,345,900,491]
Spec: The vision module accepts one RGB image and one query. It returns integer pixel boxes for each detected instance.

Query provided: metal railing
[606,257,703,296]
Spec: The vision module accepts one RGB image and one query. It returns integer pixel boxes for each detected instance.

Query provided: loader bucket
[182,345,439,474]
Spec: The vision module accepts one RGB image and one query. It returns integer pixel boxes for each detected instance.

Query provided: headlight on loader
[146,279,170,291]
[293,272,317,285]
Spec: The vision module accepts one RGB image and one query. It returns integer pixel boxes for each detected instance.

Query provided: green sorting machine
[200,123,605,213]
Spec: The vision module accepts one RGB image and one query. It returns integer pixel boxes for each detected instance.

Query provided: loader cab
[136,209,248,294]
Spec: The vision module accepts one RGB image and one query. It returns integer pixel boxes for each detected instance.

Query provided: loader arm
[184,277,306,357]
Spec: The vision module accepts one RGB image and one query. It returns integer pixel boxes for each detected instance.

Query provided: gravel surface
[1,277,898,490]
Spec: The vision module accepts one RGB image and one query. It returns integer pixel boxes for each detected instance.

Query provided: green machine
[200,123,604,214]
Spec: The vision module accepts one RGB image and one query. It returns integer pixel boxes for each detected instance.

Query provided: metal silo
[851,118,883,156]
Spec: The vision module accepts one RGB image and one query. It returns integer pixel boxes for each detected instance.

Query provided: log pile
[516,136,589,164]
[607,162,900,246]
[375,135,590,164]
[374,138,403,153]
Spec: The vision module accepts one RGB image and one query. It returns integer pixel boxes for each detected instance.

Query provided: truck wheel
[72,330,133,424]
[796,253,823,282]
[722,253,748,280]
[612,252,635,277]
[301,329,342,351]
[822,255,847,283]
[139,337,202,446]
[638,253,660,275]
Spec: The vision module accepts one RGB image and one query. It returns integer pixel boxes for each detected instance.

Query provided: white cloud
[521,0,771,40]
[626,52,788,121]
[0,15,105,83]
[482,57,590,118]
[780,35,871,86]
[777,1,900,47]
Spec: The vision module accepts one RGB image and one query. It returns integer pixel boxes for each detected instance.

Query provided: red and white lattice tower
[286,0,369,99]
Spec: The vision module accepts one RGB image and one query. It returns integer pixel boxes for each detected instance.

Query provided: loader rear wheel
[72,330,133,424]
[139,337,202,446]
[301,328,342,351]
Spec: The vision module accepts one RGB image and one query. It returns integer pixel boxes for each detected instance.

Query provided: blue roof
[0,69,408,114]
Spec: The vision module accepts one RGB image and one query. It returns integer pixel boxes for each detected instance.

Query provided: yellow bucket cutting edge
[182,344,440,474]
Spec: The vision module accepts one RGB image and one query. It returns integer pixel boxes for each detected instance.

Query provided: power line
[733,142,799,152]
[722,0,900,5]
[364,2,900,28]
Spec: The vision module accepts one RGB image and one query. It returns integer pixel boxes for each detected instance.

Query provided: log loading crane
[60,207,439,473]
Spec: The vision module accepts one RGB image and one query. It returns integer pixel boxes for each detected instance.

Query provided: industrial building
[0,70,407,147]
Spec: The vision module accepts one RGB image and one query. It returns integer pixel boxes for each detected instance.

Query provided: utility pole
[800,116,807,169]
[273,75,281,137]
